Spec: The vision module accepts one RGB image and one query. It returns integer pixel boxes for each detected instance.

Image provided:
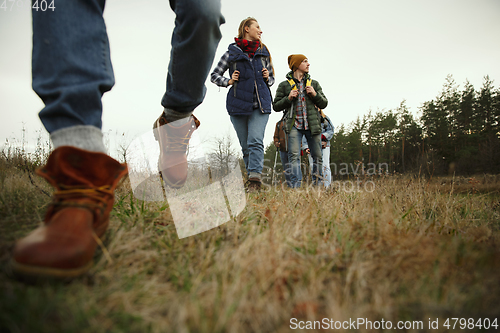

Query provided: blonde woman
[211,17,274,191]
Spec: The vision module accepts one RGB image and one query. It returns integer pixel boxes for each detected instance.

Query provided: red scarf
[235,38,260,58]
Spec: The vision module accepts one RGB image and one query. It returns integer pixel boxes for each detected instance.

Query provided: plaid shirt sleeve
[263,55,275,87]
[210,51,231,87]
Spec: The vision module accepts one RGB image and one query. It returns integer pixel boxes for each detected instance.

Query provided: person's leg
[288,127,304,188]
[11,1,130,280]
[162,0,225,116]
[153,0,224,187]
[280,150,292,187]
[33,0,113,152]
[230,115,250,173]
[305,131,323,185]
[245,109,269,181]
[322,146,331,187]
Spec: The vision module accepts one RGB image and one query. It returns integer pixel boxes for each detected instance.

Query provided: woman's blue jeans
[288,127,323,188]
[32,0,224,133]
[230,109,269,180]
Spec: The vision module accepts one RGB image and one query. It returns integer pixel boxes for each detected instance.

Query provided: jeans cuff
[50,125,106,153]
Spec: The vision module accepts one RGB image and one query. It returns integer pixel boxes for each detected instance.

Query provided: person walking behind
[302,110,334,187]
[211,17,274,192]
[273,54,328,188]
[11,0,225,280]
[273,115,292,187]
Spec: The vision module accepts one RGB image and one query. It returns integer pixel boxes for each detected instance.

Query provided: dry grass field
[1,148,500,332]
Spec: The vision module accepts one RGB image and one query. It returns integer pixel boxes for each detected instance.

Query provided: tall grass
[1,142,499,332]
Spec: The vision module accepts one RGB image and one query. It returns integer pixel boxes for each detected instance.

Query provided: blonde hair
[238,17,257,39]
[237,17,275,78]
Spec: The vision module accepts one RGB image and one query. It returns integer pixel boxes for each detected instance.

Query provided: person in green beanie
[272,54,328,188]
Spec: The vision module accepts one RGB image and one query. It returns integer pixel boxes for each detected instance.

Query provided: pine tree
[476,76,499,172]
[396,100,422,173]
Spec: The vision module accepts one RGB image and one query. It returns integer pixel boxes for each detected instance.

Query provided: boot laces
[163,126,196,152]
[52,185,114,213]
[155,114,199,152]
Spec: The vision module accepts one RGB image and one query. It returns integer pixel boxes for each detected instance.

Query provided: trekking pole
[272,147,278,185]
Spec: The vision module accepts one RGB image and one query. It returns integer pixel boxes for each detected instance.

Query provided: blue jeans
[230,109,269,179]
[288,127,323,188]
[308,146,331,187]
[32,0,224,133]
[279,150,293,187]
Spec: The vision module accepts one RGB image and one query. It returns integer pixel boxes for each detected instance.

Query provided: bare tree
[207,132,238,180]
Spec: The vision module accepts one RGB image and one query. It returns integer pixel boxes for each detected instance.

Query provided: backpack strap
[287,77,312,90]
[232,62,238,97]
[287,78,297,90]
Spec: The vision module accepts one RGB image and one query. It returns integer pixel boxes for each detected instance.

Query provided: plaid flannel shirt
[294,79,308,130]
[210,49,275,109]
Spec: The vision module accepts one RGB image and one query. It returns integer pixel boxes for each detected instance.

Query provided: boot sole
[9,230,110,282]
[9,259,93,281]
[159,170,186,189]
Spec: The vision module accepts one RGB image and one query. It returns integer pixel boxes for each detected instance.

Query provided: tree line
[265,75,500,178]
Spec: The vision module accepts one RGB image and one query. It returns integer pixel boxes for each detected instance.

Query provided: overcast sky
[1,0,499,158]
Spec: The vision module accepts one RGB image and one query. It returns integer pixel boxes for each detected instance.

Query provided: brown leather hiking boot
[153,113,200,189]
[10,146,128,280]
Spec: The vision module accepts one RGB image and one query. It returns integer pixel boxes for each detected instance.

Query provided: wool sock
[50,125,107,153]
[163,108,193,127]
